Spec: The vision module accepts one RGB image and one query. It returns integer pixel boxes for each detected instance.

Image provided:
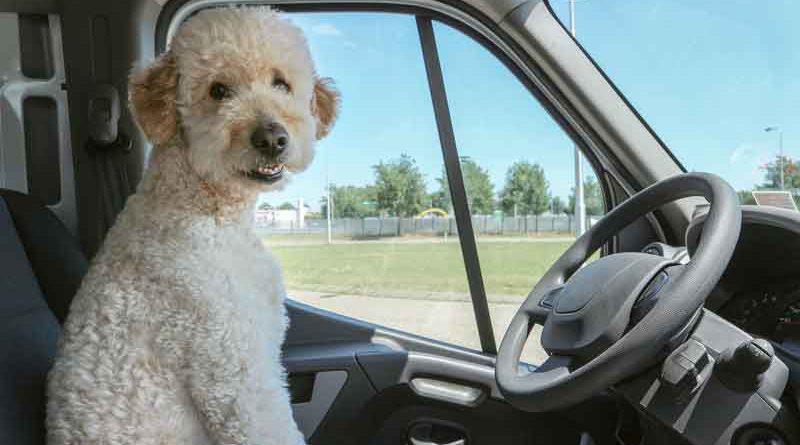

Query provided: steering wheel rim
[495,172,741,412]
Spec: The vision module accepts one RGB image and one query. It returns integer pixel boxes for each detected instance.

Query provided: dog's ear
[311,77,340,140]
[129,52,179,145]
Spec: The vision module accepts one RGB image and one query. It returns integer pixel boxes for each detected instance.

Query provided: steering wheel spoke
[521,285,564,325]
[629,263,685,326]
[535,354,573,374]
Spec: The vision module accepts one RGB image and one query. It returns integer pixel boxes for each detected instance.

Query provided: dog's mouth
[242,161,285,184]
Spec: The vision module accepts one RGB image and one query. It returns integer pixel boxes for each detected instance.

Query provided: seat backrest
[0,189,88,445]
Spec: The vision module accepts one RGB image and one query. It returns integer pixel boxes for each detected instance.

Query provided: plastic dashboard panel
[615,310,795,445]
[686,205,800,258]
[619,205,800,444]
[686,205,800,334]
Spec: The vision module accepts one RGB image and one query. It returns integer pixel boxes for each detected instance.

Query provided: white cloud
[311,23,343,37]
[729,145,747,163]
[729,144,756,164]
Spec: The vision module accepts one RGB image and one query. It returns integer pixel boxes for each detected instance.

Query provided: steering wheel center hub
[541,253,673,361]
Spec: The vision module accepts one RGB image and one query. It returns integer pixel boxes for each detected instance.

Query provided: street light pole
[326,163,332,244]
[780,130,785,190]
[570,0,587,236]
[765,126,784,190]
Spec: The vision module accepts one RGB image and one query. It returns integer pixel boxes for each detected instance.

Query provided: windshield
[550,1,800,204]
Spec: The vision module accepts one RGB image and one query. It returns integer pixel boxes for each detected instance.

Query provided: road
[289,289,549,364]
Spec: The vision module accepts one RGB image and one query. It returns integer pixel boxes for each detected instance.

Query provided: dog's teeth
[252,163,284,178]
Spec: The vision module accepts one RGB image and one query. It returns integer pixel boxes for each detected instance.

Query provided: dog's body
[46,148,297,445]
[46,8,337,445]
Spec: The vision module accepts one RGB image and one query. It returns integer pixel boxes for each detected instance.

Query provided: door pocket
[407,419,467,445]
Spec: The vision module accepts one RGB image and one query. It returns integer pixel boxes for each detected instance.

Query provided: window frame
[156,0,629,355]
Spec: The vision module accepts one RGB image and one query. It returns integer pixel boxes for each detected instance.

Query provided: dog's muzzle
[242,121,288,184]
[251,121,289,158]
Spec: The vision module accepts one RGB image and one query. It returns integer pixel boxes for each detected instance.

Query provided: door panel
[284,340,378,442]
[290,371,348,439]
[284,300,618,445]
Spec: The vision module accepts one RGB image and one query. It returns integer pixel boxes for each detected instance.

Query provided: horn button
[541,253,676,363]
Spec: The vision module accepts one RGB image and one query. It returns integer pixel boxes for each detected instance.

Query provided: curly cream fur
[46,8,337,445]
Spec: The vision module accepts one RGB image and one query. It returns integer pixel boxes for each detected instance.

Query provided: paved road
[289,289,549,364]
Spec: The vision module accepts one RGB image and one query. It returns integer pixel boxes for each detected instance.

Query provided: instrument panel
[715,286,800,349]
[648,205,800,354]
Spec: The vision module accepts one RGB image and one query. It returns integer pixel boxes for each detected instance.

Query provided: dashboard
[646,205,800,354]
[627,205,800,444]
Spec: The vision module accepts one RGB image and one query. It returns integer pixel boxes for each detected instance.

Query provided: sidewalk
[289,289,549,364]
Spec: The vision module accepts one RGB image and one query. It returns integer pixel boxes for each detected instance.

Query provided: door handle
[409,377,484,407]
[408,421,466,445]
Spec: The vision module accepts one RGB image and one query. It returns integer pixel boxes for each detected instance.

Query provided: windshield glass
[550,1,800,204]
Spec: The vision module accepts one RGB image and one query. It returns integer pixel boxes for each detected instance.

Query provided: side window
[260,13,481,350]
[433,22,605,363]
[256,11,607,359]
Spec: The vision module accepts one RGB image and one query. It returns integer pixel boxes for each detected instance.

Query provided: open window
[161,4,613,361]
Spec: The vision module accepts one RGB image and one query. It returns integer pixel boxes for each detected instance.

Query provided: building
[255,198,306,229]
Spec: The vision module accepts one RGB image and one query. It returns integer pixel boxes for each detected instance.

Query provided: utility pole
[326,165,332,244]
[570,0,587,236]
[765,126,784,189]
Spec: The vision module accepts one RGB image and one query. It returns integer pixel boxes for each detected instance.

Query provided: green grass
[262,233,330,244]
[269,240,575,297]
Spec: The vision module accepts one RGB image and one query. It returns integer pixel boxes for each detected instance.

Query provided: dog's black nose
[251,122,289,157]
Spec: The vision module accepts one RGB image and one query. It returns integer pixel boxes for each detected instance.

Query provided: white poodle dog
[46,7,338,445]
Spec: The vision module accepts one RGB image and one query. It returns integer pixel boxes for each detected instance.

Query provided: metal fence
[256,215,600,238]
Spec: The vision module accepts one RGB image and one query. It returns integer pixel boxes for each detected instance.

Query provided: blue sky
[263,2,799,210]
[548,0,800,190]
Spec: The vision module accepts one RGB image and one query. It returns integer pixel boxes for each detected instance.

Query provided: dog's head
[129,7,339,191]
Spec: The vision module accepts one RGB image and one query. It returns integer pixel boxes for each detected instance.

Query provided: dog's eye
[272,77,291,93]
[209,82,232,101]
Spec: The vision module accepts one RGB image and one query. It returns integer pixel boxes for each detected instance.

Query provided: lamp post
[569,0,586,235]
[326,162,332,244]
[765,126,784,190]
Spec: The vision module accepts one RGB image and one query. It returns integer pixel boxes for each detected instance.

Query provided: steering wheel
[495,173,741,412]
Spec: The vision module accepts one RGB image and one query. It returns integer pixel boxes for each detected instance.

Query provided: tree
[429,188,448,212]
[433,157,495,214]
[320,185,378,218]
[737,190,756,205]
[499,161,550,215]
[277,202,295,210]
[373,154,427,217]
[567,176,604,216]
[760,155,800,190]
[257,202,273,211]
[754,155,800,206]
[430,172,450,212]
[551,196,565,214]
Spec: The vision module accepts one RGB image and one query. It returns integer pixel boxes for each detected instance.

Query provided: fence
[256,214,599,238]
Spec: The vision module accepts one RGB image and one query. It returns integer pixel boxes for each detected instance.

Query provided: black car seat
[0,189,88,445]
